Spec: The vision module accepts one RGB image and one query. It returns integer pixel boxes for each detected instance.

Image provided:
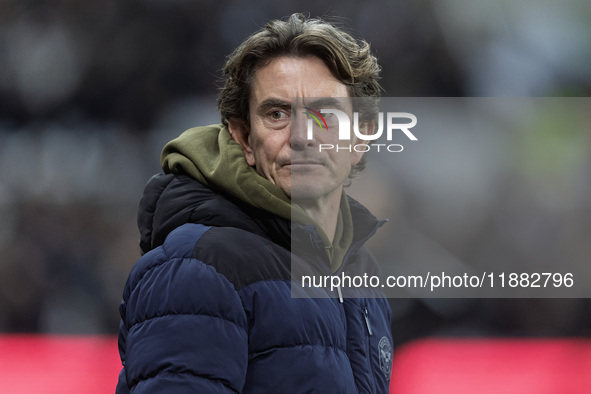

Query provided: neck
[296,188,342,243]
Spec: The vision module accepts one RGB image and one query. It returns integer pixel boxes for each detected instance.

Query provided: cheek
[251,140,274,171]
[264,136,285,158]
[249,129,289,174]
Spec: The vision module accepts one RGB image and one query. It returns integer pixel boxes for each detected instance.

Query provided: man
[116,13,392,393]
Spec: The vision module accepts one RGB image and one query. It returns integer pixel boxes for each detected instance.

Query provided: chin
[289,184,327,202]
[288,176,340,203]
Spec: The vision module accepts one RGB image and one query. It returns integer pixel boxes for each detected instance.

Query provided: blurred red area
[0,335,120,393]
[390,338,591,394]
[3,335,591,393]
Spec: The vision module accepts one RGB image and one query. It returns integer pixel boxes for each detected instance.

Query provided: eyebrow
[256,98,291,116]
[254,96,351,117]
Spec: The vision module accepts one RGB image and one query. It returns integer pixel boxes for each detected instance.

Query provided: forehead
[249,56,350,106]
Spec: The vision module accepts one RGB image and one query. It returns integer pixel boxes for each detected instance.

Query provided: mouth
[289,160,322,165]
[281,156,324,167]
[283,160,325,176]
[282,161,324,172]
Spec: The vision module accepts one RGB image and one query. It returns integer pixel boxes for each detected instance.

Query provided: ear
[350,120,375,166]
[228,119,256,167]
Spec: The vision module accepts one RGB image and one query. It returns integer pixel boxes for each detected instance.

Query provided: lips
[290,160,321,165]
[281,157,324,167]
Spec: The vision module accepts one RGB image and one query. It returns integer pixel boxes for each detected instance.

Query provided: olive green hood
[161,124,354,271]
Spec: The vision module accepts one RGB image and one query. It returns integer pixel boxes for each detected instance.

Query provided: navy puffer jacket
[116,174,393,393]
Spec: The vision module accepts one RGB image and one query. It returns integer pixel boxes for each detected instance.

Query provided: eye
[322,112,339,126]
[270,110,287,120]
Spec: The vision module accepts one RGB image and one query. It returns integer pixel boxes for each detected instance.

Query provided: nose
[291,111,316,151]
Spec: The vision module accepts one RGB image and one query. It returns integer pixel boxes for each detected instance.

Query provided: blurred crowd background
[1,0,590,349]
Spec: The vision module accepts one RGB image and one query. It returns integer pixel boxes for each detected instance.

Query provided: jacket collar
[138,173,385,271]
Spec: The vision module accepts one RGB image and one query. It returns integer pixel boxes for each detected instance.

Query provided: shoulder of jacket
[192,225,292,291]
[125,223,212,296]
[126,222,287,298]
[120,223,251,330]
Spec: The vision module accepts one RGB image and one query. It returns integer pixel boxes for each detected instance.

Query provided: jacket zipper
[300,219,386,304]
[363,306,373,336]
[336,285,343,303]
[333,219,388,278]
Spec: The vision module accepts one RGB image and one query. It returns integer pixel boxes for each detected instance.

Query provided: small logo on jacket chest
[378,336,392,379]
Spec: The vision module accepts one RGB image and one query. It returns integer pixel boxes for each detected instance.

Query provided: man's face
[229,56,364,204]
